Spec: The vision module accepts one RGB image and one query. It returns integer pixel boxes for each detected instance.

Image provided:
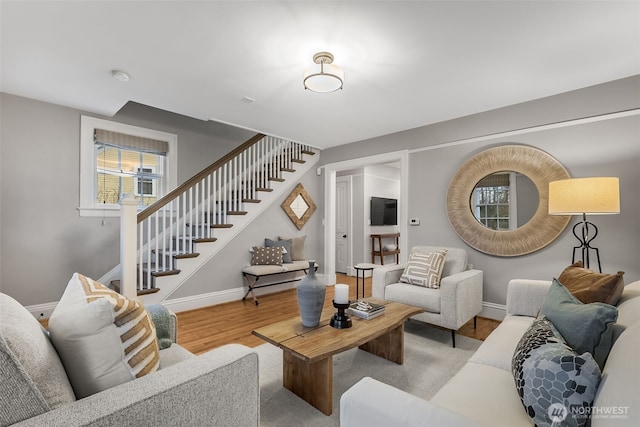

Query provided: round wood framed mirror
[447,145,571,256]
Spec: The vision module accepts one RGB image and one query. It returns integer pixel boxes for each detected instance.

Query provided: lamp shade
[548,177,620,215]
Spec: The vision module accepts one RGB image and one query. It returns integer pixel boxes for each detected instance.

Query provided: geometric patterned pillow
[400,249,448,288]
[48,273,160,399]
[512,318,601,427]
[251,246,283,266]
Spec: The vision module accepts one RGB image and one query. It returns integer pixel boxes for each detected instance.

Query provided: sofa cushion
[250,246,283,265]
[615,281,640,330]
[384,283,441,313]
[265,238,292,263]
[558,261,624,305]
[278,235,306,261]
[592,322,640,427]
[48,273,160,399]
[468,315,534,371]
[400,249,447,288]
[431,362,531,426]
[512,318,601,427]
[0,294,76,425]
[541,279,618,368]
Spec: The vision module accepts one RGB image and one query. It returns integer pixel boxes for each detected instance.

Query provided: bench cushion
[242,260,315,277]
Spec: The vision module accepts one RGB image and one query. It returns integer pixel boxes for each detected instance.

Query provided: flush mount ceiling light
[303,52,344,93]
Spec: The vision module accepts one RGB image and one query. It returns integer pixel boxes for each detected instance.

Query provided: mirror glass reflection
[469,171,539,230]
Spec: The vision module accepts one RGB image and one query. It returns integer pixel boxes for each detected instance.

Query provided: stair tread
[227,211,248,215]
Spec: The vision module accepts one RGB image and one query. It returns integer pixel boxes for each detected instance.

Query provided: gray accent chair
[0,292,259,426]
[372,246,483,347]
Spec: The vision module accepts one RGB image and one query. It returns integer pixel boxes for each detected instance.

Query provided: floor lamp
[548,177,620,273]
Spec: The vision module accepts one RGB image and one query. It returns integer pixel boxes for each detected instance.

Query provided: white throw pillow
[48,273,160,398]
[400,249,448,288]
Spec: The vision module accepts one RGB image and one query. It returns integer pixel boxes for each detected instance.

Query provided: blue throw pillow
[265,238,292,263]
[541,279,617,368]
[512,318,601,427]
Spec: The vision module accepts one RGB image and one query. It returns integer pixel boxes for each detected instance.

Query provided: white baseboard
[480,302,506,321]
[27,284,506,323]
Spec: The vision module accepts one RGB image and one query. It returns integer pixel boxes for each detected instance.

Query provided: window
[79,116,177,217]
[472,172,513,230]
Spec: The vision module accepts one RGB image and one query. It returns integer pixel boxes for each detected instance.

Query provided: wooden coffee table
[252,298,422,415]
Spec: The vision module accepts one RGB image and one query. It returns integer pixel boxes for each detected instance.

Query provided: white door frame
[323,150,409,285]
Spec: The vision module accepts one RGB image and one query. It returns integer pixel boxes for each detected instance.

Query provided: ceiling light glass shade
[304,52,344,93]
[548,177,620,215]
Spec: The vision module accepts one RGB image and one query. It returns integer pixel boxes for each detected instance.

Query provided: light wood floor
[176,273,500,355]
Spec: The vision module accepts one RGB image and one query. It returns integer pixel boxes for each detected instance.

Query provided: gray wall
[319,76,640,308]
[2,75,638,312]
[0,94,255,305]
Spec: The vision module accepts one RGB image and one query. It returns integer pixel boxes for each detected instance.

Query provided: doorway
[323,150,409,286]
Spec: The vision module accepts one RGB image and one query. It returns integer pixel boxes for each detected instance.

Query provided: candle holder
[330,300,352,329]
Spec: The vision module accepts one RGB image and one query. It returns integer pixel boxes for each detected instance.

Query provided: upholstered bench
[242,260,318,305]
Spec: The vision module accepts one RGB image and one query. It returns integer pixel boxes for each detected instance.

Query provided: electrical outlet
[409,218,420,225]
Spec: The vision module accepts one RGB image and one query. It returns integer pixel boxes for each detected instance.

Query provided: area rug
[257,321,482,426]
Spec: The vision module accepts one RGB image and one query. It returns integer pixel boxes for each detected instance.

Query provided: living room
[1,1,639,426]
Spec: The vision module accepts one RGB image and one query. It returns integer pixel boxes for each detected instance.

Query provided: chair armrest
[341,377,485,427]
[372,264,406,299]
[15,344,259,427]
[439,269,484,329]
[506,279,552,317]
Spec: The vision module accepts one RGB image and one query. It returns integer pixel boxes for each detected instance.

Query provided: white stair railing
[119,134,316,296]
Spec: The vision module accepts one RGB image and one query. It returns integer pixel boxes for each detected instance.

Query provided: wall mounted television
[370,197,398,226]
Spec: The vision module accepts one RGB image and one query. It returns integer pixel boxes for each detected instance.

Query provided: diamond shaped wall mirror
[282,183,316,230]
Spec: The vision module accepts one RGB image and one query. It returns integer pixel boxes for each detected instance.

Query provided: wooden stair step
[111,280,161,296]
[281,167,296,173]
[291,158,306,164]
[242,198,261,203]
[150,268,181,277]
[212,223,233,229]
[301,149,315,155]
[227,211,247,215]
[153,250,201,259]
[268,177,285,182]
[256,187,273,192]
[193,237,218,243]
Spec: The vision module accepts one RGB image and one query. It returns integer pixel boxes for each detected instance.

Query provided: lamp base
[572,214,602,273]
[330,300,352,329]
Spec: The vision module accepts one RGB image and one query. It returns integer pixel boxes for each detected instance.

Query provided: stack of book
[347,300,385,320]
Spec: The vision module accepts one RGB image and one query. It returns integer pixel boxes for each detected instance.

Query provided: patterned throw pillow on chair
[400,249,448,288]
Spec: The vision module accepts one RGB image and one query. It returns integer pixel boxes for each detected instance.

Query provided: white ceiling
[1,1,639,149]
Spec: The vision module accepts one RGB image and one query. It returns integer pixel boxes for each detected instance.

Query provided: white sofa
[341,279,640,427]
[373,246,483,347]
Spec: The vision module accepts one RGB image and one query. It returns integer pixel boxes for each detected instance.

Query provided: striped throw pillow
[48,273,160,398]
[400,249,448,288]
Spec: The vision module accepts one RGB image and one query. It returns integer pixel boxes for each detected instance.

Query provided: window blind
[475,173,510,188]
[94,129,168,155]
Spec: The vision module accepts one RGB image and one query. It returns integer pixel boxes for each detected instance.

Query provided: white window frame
[79,116,177,217]
[134,166,158,197]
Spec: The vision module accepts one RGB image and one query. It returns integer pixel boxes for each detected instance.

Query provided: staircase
[113,134,319,304]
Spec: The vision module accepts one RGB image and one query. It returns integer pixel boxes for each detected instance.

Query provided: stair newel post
[120,193,139,300]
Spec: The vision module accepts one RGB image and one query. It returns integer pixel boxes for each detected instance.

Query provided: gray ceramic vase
[296,260,326,327]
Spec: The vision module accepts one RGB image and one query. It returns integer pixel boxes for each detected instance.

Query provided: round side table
[353,263,378,300]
